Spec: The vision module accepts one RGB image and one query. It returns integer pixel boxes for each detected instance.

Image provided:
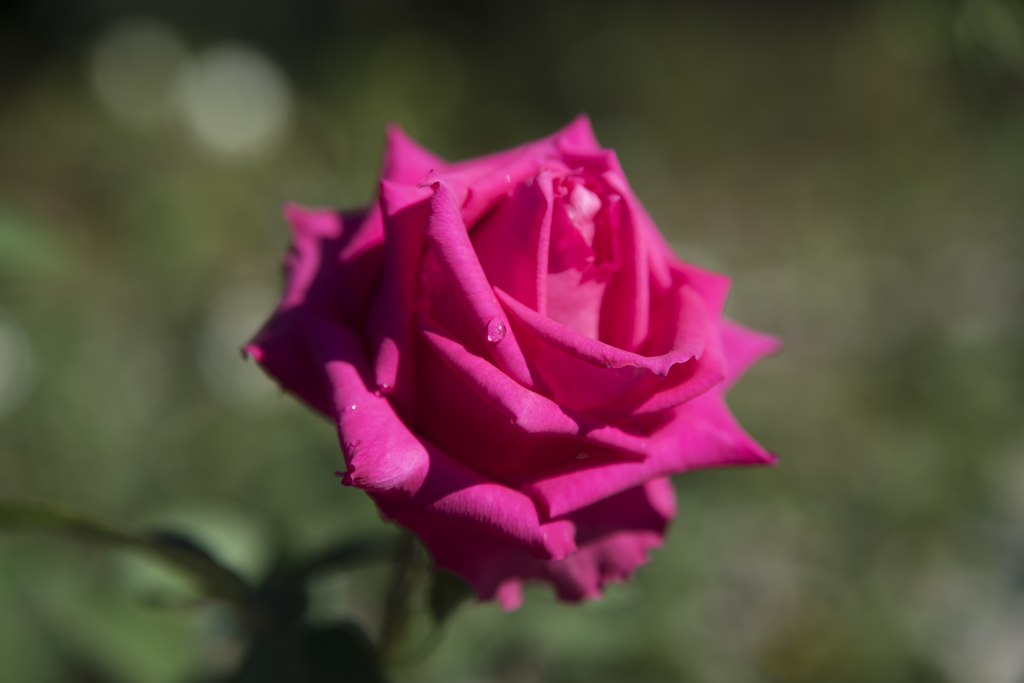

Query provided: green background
[2,1,1024,681]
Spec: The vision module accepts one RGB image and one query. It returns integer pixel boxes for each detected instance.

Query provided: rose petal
[446,115,603,227]
[414,317,647,483]
[299,314,575,561]
[523,392,775,518]
[381,123,445,185]
[471,170,554,315]
[497,285,724,416]
[720,318,781,390]
[598,170,649,352]
[245,204,383,415]
[404,477,673,607]
[422,181,544,391]
[365,180,434,417]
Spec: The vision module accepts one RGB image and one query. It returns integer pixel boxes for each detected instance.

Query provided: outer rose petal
[299,314,575,561]
[381,123,445,185]
[404,478,675,609]
[521,328,778,518]
[245,205,383,415]
[720,318,782,391]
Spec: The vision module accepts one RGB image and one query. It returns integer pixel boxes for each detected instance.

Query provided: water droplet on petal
[486,318,507,343]
[576,453,589,460]
[373,389,382,397]
[343,403,357,413]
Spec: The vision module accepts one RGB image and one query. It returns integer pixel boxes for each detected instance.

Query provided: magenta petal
[672,261,732,320]
[246,204,383,414]
[598,171,650,352]
[721,318,781,389]
[406,477,673,607]
[299,315,575,561]
[276,204,384,324]
[497,285,722,416]
[498,285,705,378]
[423,181,544,391]
[444,116,601,228]
[419,319,648,464]
[554,113,602,152]
[244,314,332,417]
[471,170,554,315]
[524,392,775,518]
[365,180,434,416]
[381,123,445,185]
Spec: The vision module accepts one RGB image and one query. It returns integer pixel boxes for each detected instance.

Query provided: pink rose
[246,117,778,609]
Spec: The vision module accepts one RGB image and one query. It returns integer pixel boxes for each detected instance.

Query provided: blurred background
[2,0,1024,681]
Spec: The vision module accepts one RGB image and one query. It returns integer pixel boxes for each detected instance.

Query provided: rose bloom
[247,117,778,609]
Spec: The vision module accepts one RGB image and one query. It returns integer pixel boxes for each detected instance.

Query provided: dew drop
[343,403,357,413]
[373,389,382,397]
[576,453,589,460]
[486,318,507,343]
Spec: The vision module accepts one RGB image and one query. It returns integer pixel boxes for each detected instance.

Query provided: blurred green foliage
[2,0,1024,681]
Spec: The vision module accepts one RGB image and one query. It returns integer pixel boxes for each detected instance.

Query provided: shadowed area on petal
[413,316,647,484]
[365,180,434,418]
[245,205,383,416]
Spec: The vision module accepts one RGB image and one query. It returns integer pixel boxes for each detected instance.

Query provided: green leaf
[428,570,475,624]
[0,500,252,612]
